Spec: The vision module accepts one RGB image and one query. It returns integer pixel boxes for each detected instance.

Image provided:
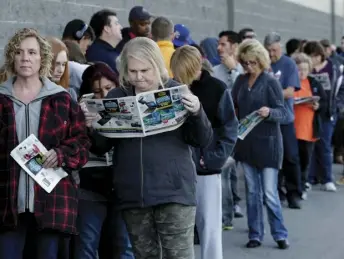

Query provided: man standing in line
[213,30,244,230]
[86,9,123,73]
[264,32,302,209]
[151,16,175,78]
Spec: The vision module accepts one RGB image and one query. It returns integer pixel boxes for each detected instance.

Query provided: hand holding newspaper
[10,134,68,193]
[84,85,190,138]
[238,111,265,140]
[294,96,320,105]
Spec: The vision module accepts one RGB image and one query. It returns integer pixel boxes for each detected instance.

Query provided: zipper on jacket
[140,138,144,207]
[25,104,30,210]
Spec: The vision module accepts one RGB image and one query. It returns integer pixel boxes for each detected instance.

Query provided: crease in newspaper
[10,134,68,193]
[238,111,265,140]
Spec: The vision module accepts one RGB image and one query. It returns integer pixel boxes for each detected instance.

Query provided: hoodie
[0,77,66,213]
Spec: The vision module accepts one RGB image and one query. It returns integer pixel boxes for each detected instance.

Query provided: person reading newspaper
[83,38,213,259]
[231,39,289,250]
[0,28,90,259]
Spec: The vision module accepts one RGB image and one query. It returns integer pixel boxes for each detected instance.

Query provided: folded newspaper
[10,134,68,193]
[85,85,190,138]
[238,111,265,140]
[294,96,320,105]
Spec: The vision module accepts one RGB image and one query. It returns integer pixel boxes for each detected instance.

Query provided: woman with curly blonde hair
[0,28,90,258]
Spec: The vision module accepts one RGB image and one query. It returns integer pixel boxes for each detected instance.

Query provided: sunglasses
[241,60,258,67]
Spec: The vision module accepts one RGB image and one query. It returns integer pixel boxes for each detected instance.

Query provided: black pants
[279,123,302,197]
[298,140,315,190]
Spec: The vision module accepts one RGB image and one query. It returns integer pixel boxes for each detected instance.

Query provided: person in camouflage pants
[122,204,196,259]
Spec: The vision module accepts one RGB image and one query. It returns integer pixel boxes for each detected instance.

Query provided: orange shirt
[294,78,317,142]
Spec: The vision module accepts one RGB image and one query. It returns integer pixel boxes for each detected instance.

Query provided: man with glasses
[264,32,302,209]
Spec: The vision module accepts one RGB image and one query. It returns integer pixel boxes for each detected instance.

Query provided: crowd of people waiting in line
[0,4,343,259]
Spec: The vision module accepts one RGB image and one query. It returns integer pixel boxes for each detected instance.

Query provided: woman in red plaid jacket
[0,28,90,259]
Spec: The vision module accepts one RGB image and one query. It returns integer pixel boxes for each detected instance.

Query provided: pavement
[195,163,344,259]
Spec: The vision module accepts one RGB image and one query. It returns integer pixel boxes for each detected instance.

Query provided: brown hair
[46,37,70,89]
[170,45,202,85]
[303,41,326,63]
[4,28,53,77]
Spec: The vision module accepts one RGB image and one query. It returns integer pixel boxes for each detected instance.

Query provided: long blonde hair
[4,28,53,77]
[119,37,169,89]
[170,45,202,85]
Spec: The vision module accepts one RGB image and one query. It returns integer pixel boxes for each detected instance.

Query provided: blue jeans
[308,117,336,184]
[242,163,288,242]
[74,200,108,259]
[222,166,234,225]
[0,213,70,259]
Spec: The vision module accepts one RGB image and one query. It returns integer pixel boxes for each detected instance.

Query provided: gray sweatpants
[195,174,223,259]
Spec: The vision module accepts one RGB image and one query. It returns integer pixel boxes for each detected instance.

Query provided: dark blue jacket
[86,39,119,73]
[232,72,288,170]
[190,70,238,175]
[89,79,213,209]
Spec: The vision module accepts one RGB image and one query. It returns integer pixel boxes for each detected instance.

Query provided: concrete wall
[0,0,343,60]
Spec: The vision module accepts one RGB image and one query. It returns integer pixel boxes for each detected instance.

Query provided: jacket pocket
[250,135,278,166]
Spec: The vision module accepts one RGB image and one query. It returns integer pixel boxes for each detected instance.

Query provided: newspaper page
[294,96,320,105]
[238,111,265,140]
[85,85,189,138]
[10,134,68,193]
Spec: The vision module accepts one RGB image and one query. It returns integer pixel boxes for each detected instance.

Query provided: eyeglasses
[241,60,258,67]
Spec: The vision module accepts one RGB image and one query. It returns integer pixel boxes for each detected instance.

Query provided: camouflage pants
[122,203,196,259]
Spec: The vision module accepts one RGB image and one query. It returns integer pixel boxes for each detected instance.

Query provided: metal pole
[331,0,336,43]
[227,0,234,30]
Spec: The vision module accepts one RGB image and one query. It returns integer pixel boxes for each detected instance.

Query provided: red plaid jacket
[0,91,90,234]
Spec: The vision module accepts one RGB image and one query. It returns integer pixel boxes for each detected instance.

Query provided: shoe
[305,182,312,191]
[336,177,344,186]
[246,240,261,248]
[287,195,301,209]
[323,182,337,192]
[277,240,289,249]
[223,224,234,231]
[301,191,308,200]
[234,205,244,218]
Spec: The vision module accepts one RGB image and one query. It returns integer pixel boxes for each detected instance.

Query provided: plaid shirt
[0,92,90,234]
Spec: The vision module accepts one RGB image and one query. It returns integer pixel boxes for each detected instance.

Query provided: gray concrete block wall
[0,0,343,61]
[234,0,344,44]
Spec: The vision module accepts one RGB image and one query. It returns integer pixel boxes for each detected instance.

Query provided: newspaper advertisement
[238,111,265,140]
[294,96,320,105]
[10,134,68,193]
[85,85,190,138]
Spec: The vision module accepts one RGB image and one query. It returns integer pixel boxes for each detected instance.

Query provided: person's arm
[202,90,238,170]
[266,78,288,123]
[311,77,328,116]
[283,61,300,99]
[183,107,213,148]
[54,99,91,170]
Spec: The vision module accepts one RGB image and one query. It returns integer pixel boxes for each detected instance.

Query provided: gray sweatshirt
[0,77,66,213]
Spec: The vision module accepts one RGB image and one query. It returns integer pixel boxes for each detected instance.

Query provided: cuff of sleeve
[54,148,66,167]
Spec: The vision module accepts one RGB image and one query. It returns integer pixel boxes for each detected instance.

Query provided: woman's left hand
[257,106,270,118]
[43,149,58,169]
[312,101,319,111]
[182,93,201,115]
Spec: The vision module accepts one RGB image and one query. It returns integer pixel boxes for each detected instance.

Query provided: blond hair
[170,45,202,85]
[119,37,169,89]
[237,39,270,70]
[4,28,53,77]
[292,52,313,70]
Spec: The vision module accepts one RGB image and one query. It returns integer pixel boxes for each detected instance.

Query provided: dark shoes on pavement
[246,239,289,249]
[287,195,301,209]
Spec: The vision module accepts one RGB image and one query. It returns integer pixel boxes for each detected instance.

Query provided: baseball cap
[129,6,151,21]
[173,24,195,47]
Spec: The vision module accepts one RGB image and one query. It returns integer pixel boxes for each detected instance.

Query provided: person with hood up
[200,37,221,66]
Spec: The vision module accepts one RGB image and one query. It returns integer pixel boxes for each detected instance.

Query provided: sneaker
[324,182,337,192]
[246,240,261,248]
[336,177,344,186]
[223,224,234,231]
[301,191,308,200]
[305,182,312,191]
[234,205,244,218]
[276,239,290,249]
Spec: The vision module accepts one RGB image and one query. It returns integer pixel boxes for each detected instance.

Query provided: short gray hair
[264,32,281,47]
